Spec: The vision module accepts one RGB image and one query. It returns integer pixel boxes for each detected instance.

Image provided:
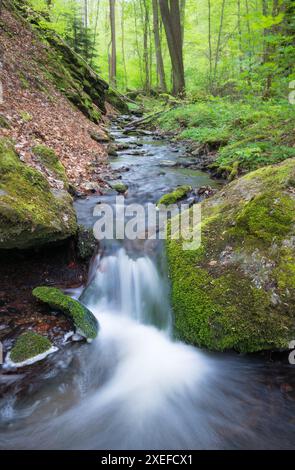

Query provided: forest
[27,0,294,99]
[0,0,295,453]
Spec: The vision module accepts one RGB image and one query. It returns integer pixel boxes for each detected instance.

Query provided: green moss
[76,225,97,260]
[0,114,10,129]
[19,111,32,122]
[167,159,295,352]
[0,138,77,249]
[10,331,52,363]
[158,185,192,206]
[106,88,129,113]
[111,182,128,193]
[33,287,99,340]
[32,145,68,186]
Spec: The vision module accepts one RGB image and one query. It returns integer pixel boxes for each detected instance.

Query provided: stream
[0,117,294,450]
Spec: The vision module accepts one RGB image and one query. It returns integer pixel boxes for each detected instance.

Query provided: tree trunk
[213,0,226,88]
[159,0,185,96]
[237,0,243,74]
[152,0,167,92]
[180,0,186,45]
[109,0,117,87]
[121,0,128,90]
[208,0,213,89]
[142,0,150,93]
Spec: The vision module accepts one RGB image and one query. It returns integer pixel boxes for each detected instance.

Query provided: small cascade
[82,248,172,331]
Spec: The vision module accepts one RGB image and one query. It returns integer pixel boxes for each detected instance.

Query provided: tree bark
[159,0,185,96]
[142,0,150,93]
[213,0,226,88]
[109,0,117,86]
[152,0,167,92]
[121,0,128,90]
[208,0,213,89]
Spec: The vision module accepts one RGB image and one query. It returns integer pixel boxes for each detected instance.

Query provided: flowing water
[0,118,295,450]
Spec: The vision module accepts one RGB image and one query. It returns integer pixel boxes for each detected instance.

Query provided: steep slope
[0,1,115,191]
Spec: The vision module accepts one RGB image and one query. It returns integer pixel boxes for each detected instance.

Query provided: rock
[32,287,99,340]
[157,185,192,207]
[167,158,295,353]
[107,143,118,157]
[111,182,128,194]
[0,139,77,250]
[0,114,11,129]
[196,185,217,199]
[32,145,69,189]
[8,331,55,365]
[106,88,129,113]
[89,130,111,143]
[76,225,98,260]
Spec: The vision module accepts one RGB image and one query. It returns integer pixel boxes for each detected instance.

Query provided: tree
[152,0,167,92]
[159,0,185,96]
[109,0,117,86]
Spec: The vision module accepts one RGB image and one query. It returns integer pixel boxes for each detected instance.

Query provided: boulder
[0,139,77,249]
[167,158,295,352]
[33,287,99,340]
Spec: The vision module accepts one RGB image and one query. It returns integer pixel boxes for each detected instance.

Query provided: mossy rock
[32,287,99,340]
[0,138,77,249]
[0,114,10,129]
[167,158,295,353]
[106,88,129,113]
[158,185,192,206]
[76,225,98,260]
[32,144,68,187]
[111,182,128,194]
[9,331,53,364]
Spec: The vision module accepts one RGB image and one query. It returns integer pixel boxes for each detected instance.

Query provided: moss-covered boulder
[76,225,98,260]
[9,331,54,365]
[32,287,99,340]
[0,139,77,249]
[167,159,295,353]
[32,145,69,188]
[158,185,192,206]
[106,88,129,114]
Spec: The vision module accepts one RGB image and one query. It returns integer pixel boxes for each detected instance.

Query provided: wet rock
[8,331,55,365]
[107,143,119,157]
[89,130,111,143]
[111,182,128,194]
[33,287,99,340]
[76,226,98,261]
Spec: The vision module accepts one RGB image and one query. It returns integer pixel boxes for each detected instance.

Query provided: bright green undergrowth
[156,99,295,177]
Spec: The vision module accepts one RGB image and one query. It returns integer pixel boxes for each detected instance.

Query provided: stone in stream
[7,331,57,367]
[157,185,192,207]
[111,182,128,194]
[33,287,99,341]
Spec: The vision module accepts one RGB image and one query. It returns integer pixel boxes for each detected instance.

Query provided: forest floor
[0,7,115,193]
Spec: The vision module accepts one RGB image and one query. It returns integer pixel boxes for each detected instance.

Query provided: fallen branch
[126,106,178,129]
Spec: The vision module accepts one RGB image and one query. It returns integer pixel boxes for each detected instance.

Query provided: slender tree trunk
[84,0,88,29]
[133,0,144,88]
[90,0,100,66]
[152,0,167,92]
[237,0,243,73]
[159,0,185,96]
[213,0,226,88]
[109,0,117,86]
[208,0,213,89]
[142,0,150,93]
[263,0,280,98]
[121,0,127,90]
[180,0,186,45]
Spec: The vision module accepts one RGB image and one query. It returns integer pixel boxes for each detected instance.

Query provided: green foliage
[10,331,52,363]
[156,98,295,176]
[33,286,99,340]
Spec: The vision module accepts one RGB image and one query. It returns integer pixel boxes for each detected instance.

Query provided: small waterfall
[81,248,172,331]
